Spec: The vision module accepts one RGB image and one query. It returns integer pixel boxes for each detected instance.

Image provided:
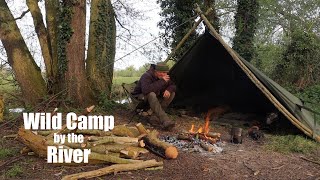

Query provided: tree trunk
[45,0,60,93]
[203,0,220,33]
[64,0,94,106]
[27,0,57,93]
[233,0,259,62]
[0,1,46,106]
[87,0,116,98]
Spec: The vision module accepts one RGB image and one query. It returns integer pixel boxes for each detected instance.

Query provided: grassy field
[112,76,139,85]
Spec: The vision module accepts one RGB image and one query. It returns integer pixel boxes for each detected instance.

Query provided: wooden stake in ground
[141,130,178,159]
[61,159,163,180]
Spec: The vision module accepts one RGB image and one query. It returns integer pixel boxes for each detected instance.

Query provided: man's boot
[162,119,175,130]
[146,92,175,130]
[159,114,175,130]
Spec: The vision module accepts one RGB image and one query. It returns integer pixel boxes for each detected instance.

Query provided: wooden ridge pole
[194,4,319,142]
[164,8,212,63]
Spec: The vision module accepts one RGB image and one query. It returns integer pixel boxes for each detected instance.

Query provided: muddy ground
[1,109,319,180]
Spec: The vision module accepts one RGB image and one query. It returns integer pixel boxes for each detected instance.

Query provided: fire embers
[230,127,243,144]
[161,133,224,154]
[161,108,224,153]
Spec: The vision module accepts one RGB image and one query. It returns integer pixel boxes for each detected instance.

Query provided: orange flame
[189,124,195,133]
[197,127,203,133]
[188,108,216,135]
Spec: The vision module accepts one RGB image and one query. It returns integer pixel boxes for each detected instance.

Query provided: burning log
[200,142,213,152]
[177,133,192,141]
[141,130,178,159]
[196,133,217,144]
[61,159,163,180]
[206,132,221,139]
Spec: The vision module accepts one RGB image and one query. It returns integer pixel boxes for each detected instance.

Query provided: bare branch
[14,9,30,20]
[114,14,132,38]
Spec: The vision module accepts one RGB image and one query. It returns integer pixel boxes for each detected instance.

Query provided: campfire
[189,108,221,139]
[162,109,223,153]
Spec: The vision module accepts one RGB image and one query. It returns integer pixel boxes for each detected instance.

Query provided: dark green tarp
[170,31,320,141]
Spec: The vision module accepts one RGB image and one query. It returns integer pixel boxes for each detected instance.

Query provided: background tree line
[0,0,319,111]
[158,0,320,111]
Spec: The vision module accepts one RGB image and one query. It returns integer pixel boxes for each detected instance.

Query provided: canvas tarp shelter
[170,31,320,142]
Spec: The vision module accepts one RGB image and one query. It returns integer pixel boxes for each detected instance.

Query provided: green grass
[0,148,17,159]
[0,72,16,92]
[5,164,23,178]
[112,77,139,85]
[265,135,319,154]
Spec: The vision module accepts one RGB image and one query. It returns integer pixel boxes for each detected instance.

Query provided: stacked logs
[17,106,178,179]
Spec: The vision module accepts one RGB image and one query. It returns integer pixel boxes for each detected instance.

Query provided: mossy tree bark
[45,0,60,93]
[0,1,46,106]
[64,0,95,106]
[26,0,58,94]
[0,0,116,106]
[233,0,259,62]
[87,0,116,98]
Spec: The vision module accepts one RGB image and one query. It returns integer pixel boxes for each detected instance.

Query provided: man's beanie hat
[155,62,169,72]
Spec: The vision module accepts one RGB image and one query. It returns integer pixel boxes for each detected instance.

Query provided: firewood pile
[17,106,178,180]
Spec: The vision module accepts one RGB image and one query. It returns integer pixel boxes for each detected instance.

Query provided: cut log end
[165,146,178,159]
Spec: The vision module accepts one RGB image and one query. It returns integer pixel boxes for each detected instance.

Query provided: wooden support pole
[194,4,320,142]
[164,8,212,63]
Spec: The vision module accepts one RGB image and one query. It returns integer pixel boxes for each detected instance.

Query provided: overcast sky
[0,0,164,70]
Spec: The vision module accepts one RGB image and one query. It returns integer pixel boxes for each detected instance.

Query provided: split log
[87,136,138,145]
[74,129,112,136]
[177,133,192,141]
[37,129,113,136]
[206,132,221,139]
[112,125,140,137]
[89,152,141,164]
[135,123,148,134]
[198,134,217,144]
[62,142,134,154]
[120,146,149,159]
[200,142,213,152]
[61,159,163,180]
[91,144,130,154]
[141,130,178,159]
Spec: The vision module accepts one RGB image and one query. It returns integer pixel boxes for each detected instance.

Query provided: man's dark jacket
[132,69,176,96]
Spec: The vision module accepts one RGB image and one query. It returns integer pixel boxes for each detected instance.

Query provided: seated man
[132,62,176,130]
